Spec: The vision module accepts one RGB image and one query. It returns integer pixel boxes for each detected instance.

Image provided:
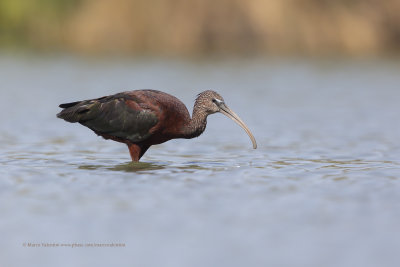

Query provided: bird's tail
[57,100,97,123]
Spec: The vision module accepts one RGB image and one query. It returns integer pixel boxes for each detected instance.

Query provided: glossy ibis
[57,90,257,161]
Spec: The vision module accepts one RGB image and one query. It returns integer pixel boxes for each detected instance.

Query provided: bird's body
[57,90,256,161]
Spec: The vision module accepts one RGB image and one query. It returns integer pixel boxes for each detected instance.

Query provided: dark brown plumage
[57,89,257,161]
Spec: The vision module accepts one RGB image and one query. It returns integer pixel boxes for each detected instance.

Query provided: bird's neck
[182,104,208,139]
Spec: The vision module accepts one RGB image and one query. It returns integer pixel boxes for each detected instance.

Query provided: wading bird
[57,90,257,161]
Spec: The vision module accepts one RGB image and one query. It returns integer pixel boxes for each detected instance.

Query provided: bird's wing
[57,93,159,143]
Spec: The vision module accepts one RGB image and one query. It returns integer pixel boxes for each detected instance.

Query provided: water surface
[1,55,400,267]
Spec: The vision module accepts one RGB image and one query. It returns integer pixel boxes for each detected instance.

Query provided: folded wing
[57,93,158,143]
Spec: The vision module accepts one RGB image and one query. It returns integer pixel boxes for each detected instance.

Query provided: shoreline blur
[1,0,400,56]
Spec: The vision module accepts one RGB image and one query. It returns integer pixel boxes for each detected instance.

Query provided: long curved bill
[218,103,257,149]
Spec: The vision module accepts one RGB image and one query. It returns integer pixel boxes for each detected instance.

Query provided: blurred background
[1,0,400,56]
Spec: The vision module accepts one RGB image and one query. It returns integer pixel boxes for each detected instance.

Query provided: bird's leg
[127,143,141,161]
[127,143,150,161]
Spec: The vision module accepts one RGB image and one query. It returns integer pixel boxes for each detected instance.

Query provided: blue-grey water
[0,54,400,267]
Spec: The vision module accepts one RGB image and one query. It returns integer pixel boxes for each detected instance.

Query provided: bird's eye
[213,98,223,104]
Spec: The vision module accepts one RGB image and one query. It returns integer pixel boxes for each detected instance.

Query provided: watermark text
[22,242,125,248]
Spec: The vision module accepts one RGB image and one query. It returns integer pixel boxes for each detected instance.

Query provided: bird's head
[195,90,225,114]
[196,90,257,149]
